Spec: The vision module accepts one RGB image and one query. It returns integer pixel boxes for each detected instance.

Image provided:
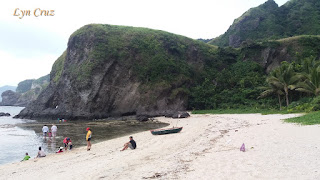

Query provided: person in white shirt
[42,125,49,137]
[36,147,46,158]
[51,124,58,137]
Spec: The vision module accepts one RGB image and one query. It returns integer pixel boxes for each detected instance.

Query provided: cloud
[0,0,290,87]
[0,50,57,86]
[0,21,66,58]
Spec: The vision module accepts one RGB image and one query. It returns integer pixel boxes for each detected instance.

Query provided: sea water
[0,106,167,165]
[0,106,39,165]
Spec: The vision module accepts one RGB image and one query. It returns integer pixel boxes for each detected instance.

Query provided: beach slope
[1,114,320,179]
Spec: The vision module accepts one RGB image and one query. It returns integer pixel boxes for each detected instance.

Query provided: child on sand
[56,147,64,153]
[21,152,30,161]
[63,137,73,151]
[86,127,92,151]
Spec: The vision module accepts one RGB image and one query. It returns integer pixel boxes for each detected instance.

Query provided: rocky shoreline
[0,112,10,116]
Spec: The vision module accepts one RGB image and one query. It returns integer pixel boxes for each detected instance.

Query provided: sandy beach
[1,113,320,180]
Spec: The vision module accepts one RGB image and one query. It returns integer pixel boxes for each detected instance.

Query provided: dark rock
[172,111,190,119]
[0,90,20,106]
[0,75,49,107]
[0,85,16,102]
[164,113,174,118]
[0,112,10,116]
[137,115,149,122]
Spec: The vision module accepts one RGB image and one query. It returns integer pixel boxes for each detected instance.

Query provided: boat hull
[150,127,183,135]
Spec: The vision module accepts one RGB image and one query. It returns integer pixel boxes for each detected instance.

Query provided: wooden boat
[150,127,183,135]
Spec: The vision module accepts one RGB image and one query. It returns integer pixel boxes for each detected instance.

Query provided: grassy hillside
[46,24,320,115]
[239,35,320,65]
[209,0,320,47]
[52,24,223,89]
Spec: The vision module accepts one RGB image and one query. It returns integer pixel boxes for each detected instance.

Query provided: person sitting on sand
[37,147,46,158]
[21,152,30,161]
[86,128,92,151]
[121,136,136,151]
[42,125,49,137]
[56,147,64,153]
[63,137,73,151]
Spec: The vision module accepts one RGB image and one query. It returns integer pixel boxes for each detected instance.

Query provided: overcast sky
[0,0,289,87]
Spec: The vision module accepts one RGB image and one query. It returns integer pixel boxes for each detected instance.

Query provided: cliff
[209,0,320,47]
[17,24,220,120]
[239,35,320,73]
[0,85,16,102]
[15,25,320,118]
[0,90,20,106]
[0,75,49,106]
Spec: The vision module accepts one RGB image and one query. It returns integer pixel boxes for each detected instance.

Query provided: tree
[291,58,320,96]
[267,62,300,107]
[258,81,284,110]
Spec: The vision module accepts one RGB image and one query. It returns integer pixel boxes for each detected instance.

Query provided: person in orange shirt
[86,127,92,151]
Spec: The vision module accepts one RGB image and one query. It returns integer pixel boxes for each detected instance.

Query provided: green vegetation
[192,108,287,115]
[191,35,320,119]
[285,111,320,125]
[16,79,34,93]
[51,51,66,83]
[64,24,220,90]
[210,0,320,47]
[238,36,320,66]
[49,21,320,124]
[33,74,49,85]
[259,57,320,113]
[188,60,269,110]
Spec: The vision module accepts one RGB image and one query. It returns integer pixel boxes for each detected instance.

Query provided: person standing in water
[86,127,92,151]
[42,125,49,138]
[51,124,58,137]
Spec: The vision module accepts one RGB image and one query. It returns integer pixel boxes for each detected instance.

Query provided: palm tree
[291,62,320,96]
[267,62,300,107]
[258,81,284,110]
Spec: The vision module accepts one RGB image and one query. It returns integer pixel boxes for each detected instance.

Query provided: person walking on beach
[121,136,136,151]
[86,127,92,151]
[42,125,49,137]
[36,147,46,158]
[21,152,30,161]
[51,124,57,137]
[63,137,73,150]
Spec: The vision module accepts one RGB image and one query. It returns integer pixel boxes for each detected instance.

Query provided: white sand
[1,113,320,180]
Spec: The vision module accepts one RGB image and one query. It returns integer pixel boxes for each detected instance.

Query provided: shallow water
[0,106,168,165]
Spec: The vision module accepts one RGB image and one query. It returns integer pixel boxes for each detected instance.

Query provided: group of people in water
[21,124,137,162]
[41,124,57,138]
[21,125,93,161]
